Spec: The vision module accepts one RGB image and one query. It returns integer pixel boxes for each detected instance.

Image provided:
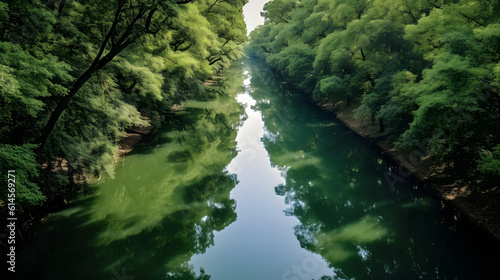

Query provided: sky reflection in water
[190,71,333,280]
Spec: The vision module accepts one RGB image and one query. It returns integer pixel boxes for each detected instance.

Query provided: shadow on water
[246,58,495,279]
[18,192,229,280]
[15,62,247,280]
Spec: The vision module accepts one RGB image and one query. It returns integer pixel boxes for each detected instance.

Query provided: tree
[37,0,183,151]
[248,0,500,179]
[0,144,44,211]
[1,0,247,213]
[478,144,500,185]
[202,0,247,70]
[397,52,494,175]
[267,42,316,87]
[261,0,297,24]
[0,41,72,144]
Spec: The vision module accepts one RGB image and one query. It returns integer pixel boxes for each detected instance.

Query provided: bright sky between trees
[243,0,269,35]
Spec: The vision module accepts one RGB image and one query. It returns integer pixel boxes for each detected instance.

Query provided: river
[16,59,494,279]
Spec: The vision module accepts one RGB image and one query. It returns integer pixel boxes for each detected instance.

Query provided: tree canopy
[0,0,247,213]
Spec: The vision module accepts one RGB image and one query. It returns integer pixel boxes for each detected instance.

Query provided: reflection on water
[317,215,388,263]
[189,68,333,280]
[248,58,486,279]
[17,64,246,280]
[17,59,493,280]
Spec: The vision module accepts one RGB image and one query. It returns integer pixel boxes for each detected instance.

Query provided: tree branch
[166,57,179,65]
[209,57,222,65]
[402,0,418,23]
[145,8,158,34]
[399,10,408,25]
[112,6,145,51]
[426,0,441,9]
[459,12,485,26]
[358,6,366,19]
[58,0,67,15]
[177,41,192,52]
[278,16,289,24]
[207,0,221,12]
[221,39,230,48]
[360,48,366,61]
[91,0,126,71]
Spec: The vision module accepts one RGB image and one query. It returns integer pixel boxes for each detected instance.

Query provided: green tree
[38,0,184,150]
[261,0,297,24]
[478,144,500,185]
[0,0,247,213]
[0,144,44,211]
[248,0,500,179]
[0,41,72,144]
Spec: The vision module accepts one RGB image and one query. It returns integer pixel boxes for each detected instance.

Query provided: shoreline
[317,98,500,242]
[116,75,223,156]
[117,126,155,156]
[116,104,184,156]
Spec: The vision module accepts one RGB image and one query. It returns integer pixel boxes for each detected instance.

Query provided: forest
[247,0,500,188]
[0,0,247,216]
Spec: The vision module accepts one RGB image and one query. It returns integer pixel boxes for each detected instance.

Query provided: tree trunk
[58,0,67,15]
[379,117,385,132]
[207,0,220,12]
[37,40,133,152]
[357,6,366,19]
[37,69,94,152]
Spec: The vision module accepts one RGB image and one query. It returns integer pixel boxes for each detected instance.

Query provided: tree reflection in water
[248,58,480,280]
[18,63,246,280]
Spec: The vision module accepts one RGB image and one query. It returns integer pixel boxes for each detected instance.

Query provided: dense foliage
[0,0,247,213]
[248,0,500,183]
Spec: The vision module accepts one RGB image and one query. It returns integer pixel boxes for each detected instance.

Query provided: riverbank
[117,73,225,157]
[318,98,500,241]
[117,126,155,156]
[117,105,185,156]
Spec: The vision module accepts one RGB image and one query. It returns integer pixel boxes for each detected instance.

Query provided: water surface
[16,59,493,280]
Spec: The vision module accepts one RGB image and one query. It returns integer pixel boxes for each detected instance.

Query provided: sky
[243,0,270,35]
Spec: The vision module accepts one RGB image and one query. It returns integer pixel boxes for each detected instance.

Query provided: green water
[16,60,494,279]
